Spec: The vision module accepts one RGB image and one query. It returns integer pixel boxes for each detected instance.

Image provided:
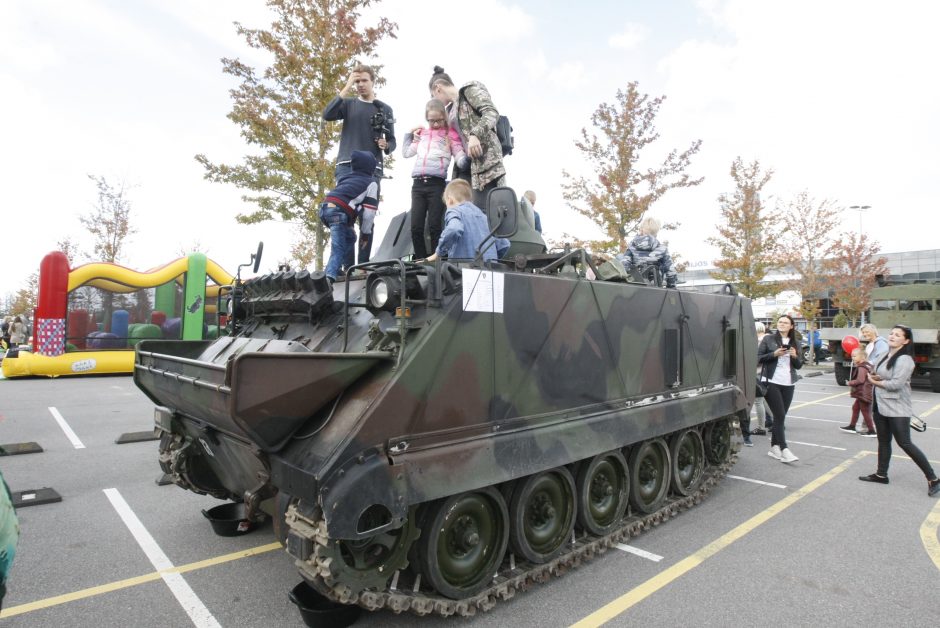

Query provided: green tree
[561,82,702,255]
[823,233,889,326]
[195,0,397,270]
[707,158,784,299]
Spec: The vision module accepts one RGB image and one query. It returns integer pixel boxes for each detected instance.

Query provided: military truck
[820,276,940,392]
[134,189,756,616]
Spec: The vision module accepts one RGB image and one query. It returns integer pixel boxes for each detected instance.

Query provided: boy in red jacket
[840,347,876,437]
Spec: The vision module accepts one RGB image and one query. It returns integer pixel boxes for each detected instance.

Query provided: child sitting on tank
[319,150,379,282]
[617,216,677,288]
[425,179,508,262]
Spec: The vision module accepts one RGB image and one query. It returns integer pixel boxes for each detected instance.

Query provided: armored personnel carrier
[134,189,756,616]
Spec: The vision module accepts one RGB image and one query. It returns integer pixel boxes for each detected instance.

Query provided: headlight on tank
[367,275,400,312]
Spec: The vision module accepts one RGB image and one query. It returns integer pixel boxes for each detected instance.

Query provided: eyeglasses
[426,117,446,126]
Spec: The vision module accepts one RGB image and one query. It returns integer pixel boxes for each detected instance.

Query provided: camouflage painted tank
[134,189,756,616]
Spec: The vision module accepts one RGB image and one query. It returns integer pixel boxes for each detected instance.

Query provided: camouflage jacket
[457,81,506,190]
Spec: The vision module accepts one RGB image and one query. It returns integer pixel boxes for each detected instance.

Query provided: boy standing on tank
[426,180,507,262]
[319,151,379,283]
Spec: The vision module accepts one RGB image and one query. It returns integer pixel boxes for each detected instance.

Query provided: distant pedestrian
[8,316,27,346]
[839,347,875,437]
[859,325,940,496]
[759,314,803,463]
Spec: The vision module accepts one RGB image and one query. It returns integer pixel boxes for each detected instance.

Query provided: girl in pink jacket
[402,100,469,258]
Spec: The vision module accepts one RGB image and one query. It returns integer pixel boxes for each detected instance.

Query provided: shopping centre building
[677,248,940,323]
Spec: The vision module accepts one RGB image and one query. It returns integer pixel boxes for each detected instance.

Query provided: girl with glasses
[402,99,469,259]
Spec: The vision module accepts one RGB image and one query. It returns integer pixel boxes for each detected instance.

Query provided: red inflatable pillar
[35,252,69,356]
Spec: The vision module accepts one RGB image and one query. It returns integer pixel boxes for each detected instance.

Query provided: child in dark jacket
[841,347,876,436]
[320,150,379,282]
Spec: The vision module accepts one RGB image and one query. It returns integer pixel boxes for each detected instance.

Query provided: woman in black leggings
[859,325,940,496]
[757,315,803,464]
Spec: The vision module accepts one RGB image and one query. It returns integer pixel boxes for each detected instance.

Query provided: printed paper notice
[462,269,504,313]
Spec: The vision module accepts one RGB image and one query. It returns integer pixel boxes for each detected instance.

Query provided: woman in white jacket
[859,325,940,496]
[403,99,469,259]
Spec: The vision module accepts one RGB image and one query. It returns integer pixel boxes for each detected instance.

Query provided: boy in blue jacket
[426,179,508,262]
[320,150,379,282]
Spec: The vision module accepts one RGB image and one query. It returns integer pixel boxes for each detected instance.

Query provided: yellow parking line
[790,390,849,410]
[920,401,940,418]
[920,497,940,572]
[570,452,867,628]
[0,542,282,619]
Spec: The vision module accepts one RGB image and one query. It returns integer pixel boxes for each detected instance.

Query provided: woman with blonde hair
[859,323,888,365]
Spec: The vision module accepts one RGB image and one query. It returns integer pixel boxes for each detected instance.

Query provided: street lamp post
[849,205,872,326]
[849,205,871,234]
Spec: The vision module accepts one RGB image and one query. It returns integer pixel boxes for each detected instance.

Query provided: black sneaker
[839,425,858,434]
[929,479,940,497]
[750,427,766,436]
[858,474,889,484]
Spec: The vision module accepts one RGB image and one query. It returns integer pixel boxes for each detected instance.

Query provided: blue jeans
[334,162,382,264]
[320,203,356,280]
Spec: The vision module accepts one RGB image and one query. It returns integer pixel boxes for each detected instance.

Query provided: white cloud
[608,22,647,50]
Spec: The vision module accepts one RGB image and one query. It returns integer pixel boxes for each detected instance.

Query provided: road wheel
[418,488,509,599]
[669,430,705,496]
[834,363,848,386]
[576,451,628,536]
[930,370,940,393]
[704,419,732,464]
[628,439,671,514]
[509,467,577,563]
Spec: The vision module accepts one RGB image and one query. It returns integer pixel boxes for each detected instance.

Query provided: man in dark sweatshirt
[320,151,379,282]
[323,64,395,264]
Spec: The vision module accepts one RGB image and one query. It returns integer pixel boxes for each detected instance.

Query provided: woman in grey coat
[859,325,940,496]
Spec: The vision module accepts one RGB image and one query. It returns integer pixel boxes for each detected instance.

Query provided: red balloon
[841,335,860,354]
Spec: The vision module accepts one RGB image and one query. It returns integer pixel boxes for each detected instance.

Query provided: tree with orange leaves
[196,0,397,270]
[823,233,889,325]
[561,82,702,255]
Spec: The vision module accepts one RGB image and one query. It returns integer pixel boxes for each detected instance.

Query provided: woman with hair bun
[859,324,940,496]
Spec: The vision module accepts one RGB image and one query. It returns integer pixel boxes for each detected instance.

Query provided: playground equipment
[2,252,235,378]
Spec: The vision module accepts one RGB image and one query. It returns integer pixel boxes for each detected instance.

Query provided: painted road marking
[787,440,847,451]
[614,544,663,562]
[48,406,85,449]
[569,452,867,628]
[920,497,940,573]
[0,542,281,619]
[727,475,787,489]
[103,488,221,628]
[789,390,849,410]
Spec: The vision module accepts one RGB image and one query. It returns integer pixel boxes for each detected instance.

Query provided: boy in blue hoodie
[320,150,379,282]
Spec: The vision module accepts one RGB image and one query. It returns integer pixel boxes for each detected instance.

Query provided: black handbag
[755,364,767,397]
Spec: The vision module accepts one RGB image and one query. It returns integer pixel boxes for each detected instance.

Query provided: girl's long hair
[773,314,797,345]
[881,325,914,371]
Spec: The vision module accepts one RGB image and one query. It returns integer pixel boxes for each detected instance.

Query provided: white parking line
[787,440,848,451]
[727,475,787,489]
[103,488,221,628]
[48,406,85,449]
[614,544,663,562]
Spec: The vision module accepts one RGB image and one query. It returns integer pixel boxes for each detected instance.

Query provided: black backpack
[459,87,514,156]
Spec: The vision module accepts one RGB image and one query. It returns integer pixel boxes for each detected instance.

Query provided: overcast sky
[2,0,938,296]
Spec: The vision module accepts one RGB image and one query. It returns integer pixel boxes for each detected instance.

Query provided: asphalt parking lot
[1,368,939,627]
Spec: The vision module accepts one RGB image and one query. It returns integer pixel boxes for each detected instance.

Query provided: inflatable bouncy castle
[2,252,235,378]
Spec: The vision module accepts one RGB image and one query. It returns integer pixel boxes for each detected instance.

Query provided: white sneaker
[780,448,799,463]
[768,445,782,460]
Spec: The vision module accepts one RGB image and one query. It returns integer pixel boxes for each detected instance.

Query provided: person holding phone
[859,325,940,496]
[757,314,803,463]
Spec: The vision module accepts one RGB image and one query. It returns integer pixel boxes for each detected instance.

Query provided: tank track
[287,452,737,617]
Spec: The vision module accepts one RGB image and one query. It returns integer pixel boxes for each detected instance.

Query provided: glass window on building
[899,299,932,311]
[873,300,897,311]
